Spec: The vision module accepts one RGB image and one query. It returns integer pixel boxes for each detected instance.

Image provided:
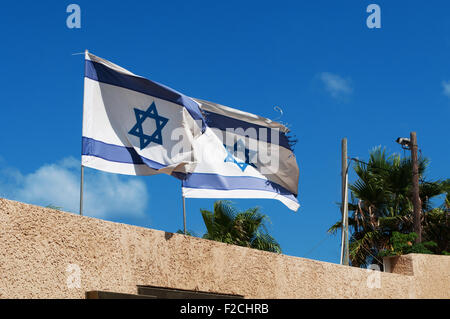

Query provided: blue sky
[0,1,449,264]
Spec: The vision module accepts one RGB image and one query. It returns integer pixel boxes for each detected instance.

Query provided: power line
[349,234,384,265]
[348,157,440,186]
[348,157,390,171]
[303,234,333,258]
[304,232,384,266]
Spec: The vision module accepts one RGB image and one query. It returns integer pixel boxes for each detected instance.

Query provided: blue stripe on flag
[82,137,167,170]
[202,110,292,151]
[182,172,298,199]
[85,59,206,132]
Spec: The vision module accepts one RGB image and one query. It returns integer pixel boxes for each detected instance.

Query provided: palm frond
[251,232,282,253]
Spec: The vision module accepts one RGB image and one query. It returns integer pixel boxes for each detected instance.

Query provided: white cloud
[319,72,353,99]
[442,81,450,98]
[0,157,149,219]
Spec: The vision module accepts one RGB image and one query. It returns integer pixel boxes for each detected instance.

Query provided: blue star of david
[224,139,257,172]
[128,102,169,150]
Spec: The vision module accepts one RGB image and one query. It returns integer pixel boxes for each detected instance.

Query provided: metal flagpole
[79,165,84,216]
[340,138,349,265]
[182,183,187,235]
[79,49,88,216]
[343,161,349,265]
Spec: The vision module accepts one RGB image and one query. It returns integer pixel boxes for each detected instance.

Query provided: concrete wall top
[0,198,448,299]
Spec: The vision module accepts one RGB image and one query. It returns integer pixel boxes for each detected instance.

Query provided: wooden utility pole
[410,132,422,243]
[340,138,349,265]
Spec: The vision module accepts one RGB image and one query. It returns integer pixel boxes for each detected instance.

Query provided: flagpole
[340,138,349,265]
[79,49,88,216]
[79,165,84,216]
[180,180,187,234]
[182,189,187,235]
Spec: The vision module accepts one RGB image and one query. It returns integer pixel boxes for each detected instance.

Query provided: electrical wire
[342,156,437,267]
[348,157,438,186]
[349,234,384,265]
[303,234,333,258]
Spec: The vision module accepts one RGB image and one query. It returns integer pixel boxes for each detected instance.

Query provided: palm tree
[329,147,448,267]
[200,201,282,253]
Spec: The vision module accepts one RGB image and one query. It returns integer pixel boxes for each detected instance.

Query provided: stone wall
[0,199,448,299]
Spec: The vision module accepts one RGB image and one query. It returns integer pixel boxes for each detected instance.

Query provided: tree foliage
[378,232,437,257]
[329,147,449,267]
[200,200,282,253]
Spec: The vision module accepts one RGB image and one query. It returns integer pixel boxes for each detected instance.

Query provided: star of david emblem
[128,102,169,150]
[224,139,257,172]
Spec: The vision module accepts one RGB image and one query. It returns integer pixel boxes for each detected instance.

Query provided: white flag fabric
[182,99,300,211]
[82,51,299,211]
[82,52,205,176]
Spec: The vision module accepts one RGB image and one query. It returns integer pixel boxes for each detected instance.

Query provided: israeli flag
[182,99,300,211]
[82,52,205,176]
